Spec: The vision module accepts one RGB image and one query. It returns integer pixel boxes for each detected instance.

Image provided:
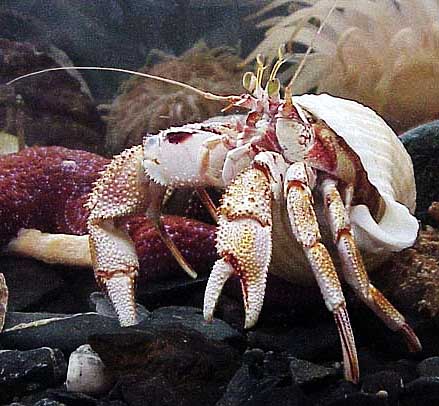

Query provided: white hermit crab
[82,52,421,383]
[5,49,421,383]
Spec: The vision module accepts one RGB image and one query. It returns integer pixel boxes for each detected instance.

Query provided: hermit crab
[4,49,421,383]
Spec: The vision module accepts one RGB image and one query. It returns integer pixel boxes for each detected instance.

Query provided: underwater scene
[1,0,439,404]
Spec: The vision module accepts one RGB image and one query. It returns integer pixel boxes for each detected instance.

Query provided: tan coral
[106,43,244,153]
[248,0,439,133]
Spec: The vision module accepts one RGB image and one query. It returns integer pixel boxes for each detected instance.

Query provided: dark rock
[417,356,439,377]
[324,392,389,406]
[39,389,99,406]
[0,347,67,403]
[289,357,337,387]
[0,39,105,151]
[111,374,179,406]
[243,386,313,406]
[87,299,243,345]
[400,121,439,224]
[400,377,439,405]
[217,349,311,406]
[0,306,241,356]
[314,381,359,406]
[385,359,418,385]
[0,257,64,312]
[146,306,242,344]
[361,370,403,405]
[0,312,121,353]
[247,320,340,362]
[89,325,240,406]
[33,400,65,406]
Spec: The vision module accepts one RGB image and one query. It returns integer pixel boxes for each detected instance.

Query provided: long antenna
[286,0,338,91]
[6,66,236,103]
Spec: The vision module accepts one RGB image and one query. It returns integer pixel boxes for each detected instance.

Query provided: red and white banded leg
[321,177,422,352]
[203,151,284,329]
[285,162,359,383]
[87,146,159,326]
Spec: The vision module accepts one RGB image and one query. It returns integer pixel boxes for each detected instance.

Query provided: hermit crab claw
[98,271,138,327]
[203,163,273,329]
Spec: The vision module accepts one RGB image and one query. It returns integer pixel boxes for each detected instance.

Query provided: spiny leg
[285,162,359,383]
[88,146,200,326]
[87,146,154,326]
[204,153,275,329]
[321,178,422,352]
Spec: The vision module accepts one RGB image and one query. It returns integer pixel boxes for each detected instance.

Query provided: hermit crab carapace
[82,51,421,383]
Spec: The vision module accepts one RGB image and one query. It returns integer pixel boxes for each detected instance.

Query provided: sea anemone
[248,0,439,133]
[105,43,244,154]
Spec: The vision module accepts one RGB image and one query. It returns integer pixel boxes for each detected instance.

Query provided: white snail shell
[295,93,419,255]
[66,344,113,395]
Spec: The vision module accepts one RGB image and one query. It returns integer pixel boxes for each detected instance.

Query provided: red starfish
[0,146,217,328]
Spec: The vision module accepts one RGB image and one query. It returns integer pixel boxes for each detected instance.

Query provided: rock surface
[0,39,105,151]
[0,347,67,403]
[401,121,439,224]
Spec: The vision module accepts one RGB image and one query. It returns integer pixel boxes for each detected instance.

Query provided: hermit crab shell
[294,93,419,255]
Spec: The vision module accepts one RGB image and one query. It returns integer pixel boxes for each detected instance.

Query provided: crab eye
[242,72,257,93]
[266,78,280,98]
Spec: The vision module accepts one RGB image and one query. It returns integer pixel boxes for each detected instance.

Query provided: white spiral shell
[294,93,419,255]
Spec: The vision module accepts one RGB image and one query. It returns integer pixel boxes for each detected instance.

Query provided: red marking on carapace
[166,131,193,144]
[306,128,337,173]
[246,111,262,128]
[279,101,300,120]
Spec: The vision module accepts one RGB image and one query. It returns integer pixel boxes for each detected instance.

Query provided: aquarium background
[1,1,439,405]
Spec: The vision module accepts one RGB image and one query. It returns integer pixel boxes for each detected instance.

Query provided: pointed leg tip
[344,363,360,384]
[203,307,214,323]
[244,309,259,329]
[400,323,422,352]
[333,306,360,385]
[101,273,138,327]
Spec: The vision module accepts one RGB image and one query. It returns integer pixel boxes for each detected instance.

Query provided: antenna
[286,0,338,93]
[6,66,238,104]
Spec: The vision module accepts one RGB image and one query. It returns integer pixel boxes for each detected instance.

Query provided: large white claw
[204,163,273,329]
[204,218,271,328]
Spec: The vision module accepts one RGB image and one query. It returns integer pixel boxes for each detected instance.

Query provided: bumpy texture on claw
[0,147,217,276]
[204,163,272,329]
[0,147,217,327]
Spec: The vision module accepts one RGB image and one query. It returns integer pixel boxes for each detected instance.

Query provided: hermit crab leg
[87,146,195,326]
[87,146,155,326]
[285,162,359,383]
[204,154,274,329]
[320,178,422,352]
